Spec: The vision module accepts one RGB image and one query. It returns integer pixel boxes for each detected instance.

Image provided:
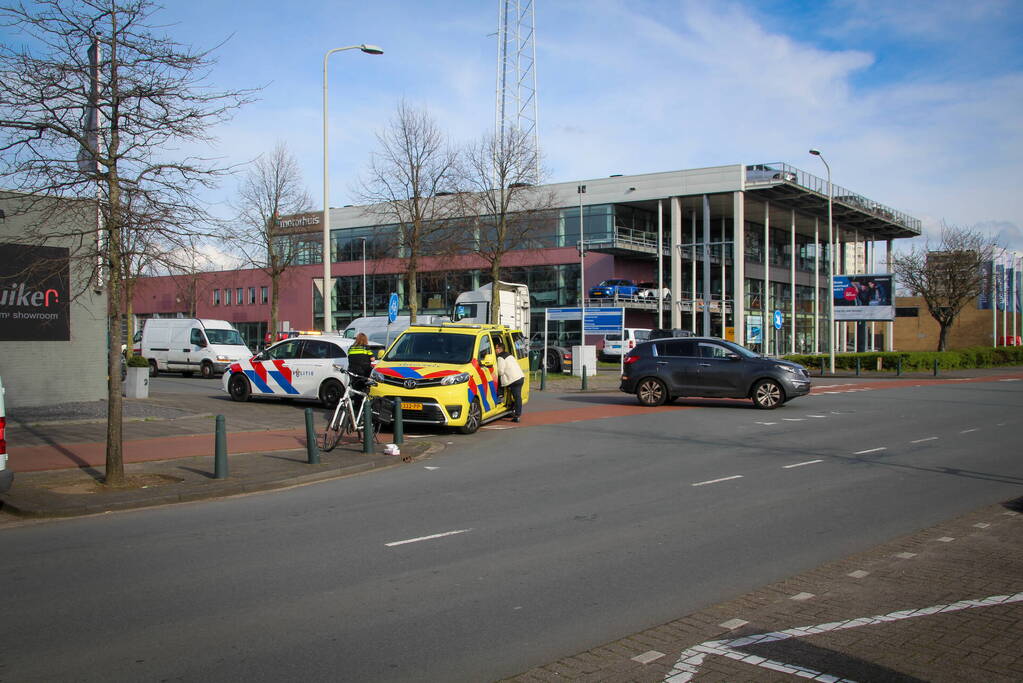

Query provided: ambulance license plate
[401,402,423,411]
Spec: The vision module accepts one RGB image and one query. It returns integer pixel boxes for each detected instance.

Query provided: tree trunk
[105,245,126,486]
[271,274,279,342]
[937,323,949,352]
[491,262,502,325]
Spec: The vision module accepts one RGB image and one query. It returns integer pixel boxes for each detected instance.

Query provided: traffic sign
[387,293,399,323]
[773,310,783,330]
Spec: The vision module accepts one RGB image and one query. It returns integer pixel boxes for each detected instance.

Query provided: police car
[222,334,376,407]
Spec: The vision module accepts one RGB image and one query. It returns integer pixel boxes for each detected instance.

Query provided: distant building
[132,164,922,354]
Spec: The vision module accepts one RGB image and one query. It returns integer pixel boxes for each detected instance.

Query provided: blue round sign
[773,310,783,330]
[387,293,399,323]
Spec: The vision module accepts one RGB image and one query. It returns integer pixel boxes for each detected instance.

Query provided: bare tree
[357,100,460,323]
[456,127,558,324]
[229,142,313,341]
[0,0,254,485]
[892,223,998,351]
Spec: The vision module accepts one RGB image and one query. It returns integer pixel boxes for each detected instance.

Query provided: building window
[236,288,243,306]
[223,288,230,306]
[248,287,256,304]
[261,286,268,304]
[895,307,919,317]
[213,289,220,306]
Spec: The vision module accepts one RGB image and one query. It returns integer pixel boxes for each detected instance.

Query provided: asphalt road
[2,379,1021,681]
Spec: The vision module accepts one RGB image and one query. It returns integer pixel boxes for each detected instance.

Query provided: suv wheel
[636,377,668,407]
[752,379,784,409]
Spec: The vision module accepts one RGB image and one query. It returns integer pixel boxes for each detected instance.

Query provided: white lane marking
[960,428,979,434]
[806,414,828,418]
[782,418,805,422]
[911,437,938,443]
[999,378,1020,382]
[784,459,823,469]
[692,475,743,487]
[755,421,777,425]
[483,425,514,430]
[664,591,1023,683]
[854,447,887,455]
[423,466,439,470]
[385,528,471,547]
[632,650,666,664]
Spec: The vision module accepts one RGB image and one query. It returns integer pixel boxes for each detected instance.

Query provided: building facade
[132,164,922,354]
[0,191,107,408]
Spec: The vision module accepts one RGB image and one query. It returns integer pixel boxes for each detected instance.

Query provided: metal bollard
[539,365,546,391]
[582,365,588,390]
[820,357,826,376]
[214,414,228,479]
[896,357,902,376]
[305,408,320,464]
[363,399,374,454]
[392,397,403,445]
[933,358,939,376]
[855,357,861,376]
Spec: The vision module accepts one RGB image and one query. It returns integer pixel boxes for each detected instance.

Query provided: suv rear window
[654,340,695,356]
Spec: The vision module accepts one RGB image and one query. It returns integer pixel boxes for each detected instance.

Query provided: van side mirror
[481,353,496,368]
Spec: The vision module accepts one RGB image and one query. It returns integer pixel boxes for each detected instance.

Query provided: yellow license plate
[401,402,423,411]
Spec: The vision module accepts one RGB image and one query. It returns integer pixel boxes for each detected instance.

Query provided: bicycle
[320,369,385,452]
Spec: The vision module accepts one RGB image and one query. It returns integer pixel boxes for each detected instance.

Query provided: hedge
[783,345,1023,372]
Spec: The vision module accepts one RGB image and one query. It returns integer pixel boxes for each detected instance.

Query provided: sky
[7,0,1023,263]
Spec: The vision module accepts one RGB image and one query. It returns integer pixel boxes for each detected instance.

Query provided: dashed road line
[663,591,1023,682]
[910,436,938,443]
[692,475,743,487]
[960,428,979,434]
[385,528,471,547]
[784,459,823,469]
[854,447,887,455]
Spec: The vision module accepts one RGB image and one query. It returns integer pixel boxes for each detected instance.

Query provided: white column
[764,201,771,355]
[733,192,745,345]
[814,216,820,354]
[691,210,697,332]
[790,208,796,354]
[887,239,894,351]
[670,196,682,329]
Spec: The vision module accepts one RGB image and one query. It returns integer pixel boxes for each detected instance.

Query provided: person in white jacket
[494,341,524,422]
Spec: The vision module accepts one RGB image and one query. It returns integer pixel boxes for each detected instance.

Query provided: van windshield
[384,332,475,364]
[206,329,245,346]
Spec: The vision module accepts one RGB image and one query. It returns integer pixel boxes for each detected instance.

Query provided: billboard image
[0,242,71,341]
[833,273,894,321]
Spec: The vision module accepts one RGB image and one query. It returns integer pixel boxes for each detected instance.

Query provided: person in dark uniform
[347,332,375,411]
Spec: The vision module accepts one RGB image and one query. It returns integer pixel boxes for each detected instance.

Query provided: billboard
[0,242,71,341]
[833,273,894,321]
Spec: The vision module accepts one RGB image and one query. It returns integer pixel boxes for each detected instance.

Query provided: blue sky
[9,0,1023,259]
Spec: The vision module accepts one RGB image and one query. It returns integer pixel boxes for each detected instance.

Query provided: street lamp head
[809,149,821,156]
[359,44,384,55]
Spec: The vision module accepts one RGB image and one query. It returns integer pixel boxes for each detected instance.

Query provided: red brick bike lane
[11,371,1023,472]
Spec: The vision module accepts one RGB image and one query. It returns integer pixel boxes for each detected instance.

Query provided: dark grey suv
[620,337,811,409]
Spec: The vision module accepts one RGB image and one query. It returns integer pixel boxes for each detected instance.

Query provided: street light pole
[322,43,383,333]
[809,149,835,374]
[359,236,367,318]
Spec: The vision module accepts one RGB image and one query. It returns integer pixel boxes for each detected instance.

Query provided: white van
[141,318,253,378]
[601,328,651,360]
[342,314,449,349]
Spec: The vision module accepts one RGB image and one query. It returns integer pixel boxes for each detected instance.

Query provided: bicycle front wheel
[321,410,351,452]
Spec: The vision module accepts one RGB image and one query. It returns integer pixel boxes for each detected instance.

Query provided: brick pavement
[504,498,1023,682]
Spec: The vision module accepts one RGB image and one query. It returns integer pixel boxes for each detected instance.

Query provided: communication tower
[495,0,539,178]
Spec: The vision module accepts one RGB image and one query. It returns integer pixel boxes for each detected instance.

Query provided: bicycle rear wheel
[321,410,351,452]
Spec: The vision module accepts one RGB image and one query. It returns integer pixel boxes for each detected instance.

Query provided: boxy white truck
[451,281,530,335]
[141,318,253,378]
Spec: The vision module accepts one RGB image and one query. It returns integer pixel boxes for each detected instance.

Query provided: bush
[126,355,150,368]
[783,345,1023,372]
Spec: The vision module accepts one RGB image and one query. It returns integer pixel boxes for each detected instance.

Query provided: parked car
[223,335,381,407]
[589,279,640,299]
[745,164,797,183]
[601,328,651,361]
[636,282,670,300]
[0,374,11,494]
[530,334,574,374]
[620,336,811,409]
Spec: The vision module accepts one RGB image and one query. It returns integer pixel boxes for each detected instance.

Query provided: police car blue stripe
[244,369,274,394]
[268,370,301,395]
